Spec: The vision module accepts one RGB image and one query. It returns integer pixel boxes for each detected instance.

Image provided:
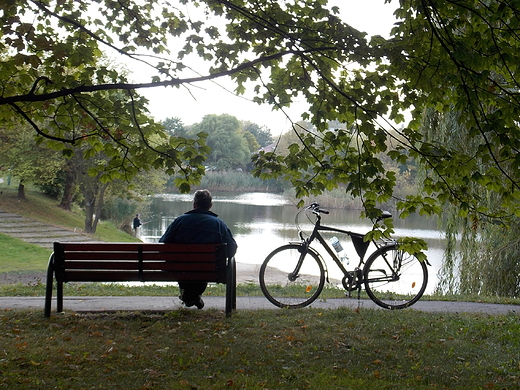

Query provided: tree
[191,114,251,170]
[0,124,62,199]
[1,2,209,194]
[242,121,273,148]
[421,108,520,296]
[381,2,520,221]
[162,117,189,138]
[242,130,260,155]
[69,130,170,233]
[2,0,520,253]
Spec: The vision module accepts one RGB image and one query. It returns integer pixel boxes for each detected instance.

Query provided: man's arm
[223,226,238,258]
[159,221,177,243]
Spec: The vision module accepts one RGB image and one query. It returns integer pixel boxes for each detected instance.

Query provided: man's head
[193,189,213,210]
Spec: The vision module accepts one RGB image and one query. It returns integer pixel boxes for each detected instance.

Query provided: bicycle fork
[288,242,329,284]
[287,243,310,282]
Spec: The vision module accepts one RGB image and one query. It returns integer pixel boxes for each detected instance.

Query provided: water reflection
[141,192,444,293]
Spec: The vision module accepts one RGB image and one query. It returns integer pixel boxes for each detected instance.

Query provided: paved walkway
[1,295,518,315]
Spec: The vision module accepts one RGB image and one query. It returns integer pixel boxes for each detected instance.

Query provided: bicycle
[259,203,428,310]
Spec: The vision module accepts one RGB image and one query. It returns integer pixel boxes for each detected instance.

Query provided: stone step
[0,208,94,249]
[0,212,31,219]
[6,231,85,239]
[0,226,69,233]
[0,221,47,228]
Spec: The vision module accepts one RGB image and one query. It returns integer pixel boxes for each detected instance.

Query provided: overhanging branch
[0,48,334,106]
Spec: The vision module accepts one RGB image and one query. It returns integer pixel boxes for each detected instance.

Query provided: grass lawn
[0,308,519,389]
[0,234,50,273]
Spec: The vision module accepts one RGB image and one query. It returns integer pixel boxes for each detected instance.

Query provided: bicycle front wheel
[259,244,325,308]
[364,245,428,310]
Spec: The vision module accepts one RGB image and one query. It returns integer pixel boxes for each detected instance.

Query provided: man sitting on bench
[159,189,237,309]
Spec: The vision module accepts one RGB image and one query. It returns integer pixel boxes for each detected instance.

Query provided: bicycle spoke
[259,245,325,308]
[364,245,428,309]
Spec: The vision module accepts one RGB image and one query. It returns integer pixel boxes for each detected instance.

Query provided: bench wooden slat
[61,261,219,272]
[62,271,221,282]
[45,241,236,318]
[56,242,220,252]
[61,253,218,261]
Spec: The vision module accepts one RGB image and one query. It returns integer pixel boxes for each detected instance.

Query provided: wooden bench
[44,242,236,317]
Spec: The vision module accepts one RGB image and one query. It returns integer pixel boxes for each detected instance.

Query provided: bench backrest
[53,242,228,284]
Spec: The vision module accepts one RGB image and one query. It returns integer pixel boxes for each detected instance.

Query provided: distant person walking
[159,189,237,309]
[132,214,142,237]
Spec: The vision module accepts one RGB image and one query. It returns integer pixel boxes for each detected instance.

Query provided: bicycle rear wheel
[259,244,325,308]
[363,245,428,309]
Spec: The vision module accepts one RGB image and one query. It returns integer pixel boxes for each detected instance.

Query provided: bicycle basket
[351,233,370,259]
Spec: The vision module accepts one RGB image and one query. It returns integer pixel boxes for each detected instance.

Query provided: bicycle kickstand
[355,268,363,302]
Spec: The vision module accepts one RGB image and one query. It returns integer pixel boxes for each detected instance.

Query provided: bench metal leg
[44,254,55,317]
[225,256,237,317]
[57,281,64,313]
[231,257,236,311]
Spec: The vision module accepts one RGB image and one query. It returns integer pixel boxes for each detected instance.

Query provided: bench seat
[44,242,236,317]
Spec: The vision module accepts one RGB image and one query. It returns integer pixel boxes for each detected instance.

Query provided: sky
[133,1,398,133]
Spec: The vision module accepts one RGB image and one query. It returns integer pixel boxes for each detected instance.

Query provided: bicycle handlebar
[307,202,329,214]
[307,202,392,221]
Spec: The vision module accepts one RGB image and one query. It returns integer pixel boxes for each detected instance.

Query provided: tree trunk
[84,194,96,233]
[59,163,76,211]
[91,182,109,234]
[17,182,26,200]
[82,180,110,234]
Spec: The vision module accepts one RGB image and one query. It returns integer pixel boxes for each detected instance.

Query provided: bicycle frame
[294,208,394,292]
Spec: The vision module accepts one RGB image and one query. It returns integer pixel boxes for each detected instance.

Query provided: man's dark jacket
[159,209,237,258]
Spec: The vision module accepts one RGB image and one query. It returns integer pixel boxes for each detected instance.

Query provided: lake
[140,192,445,294]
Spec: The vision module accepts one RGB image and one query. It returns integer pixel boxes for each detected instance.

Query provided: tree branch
[0,48,333,106]
[8,102,76,144]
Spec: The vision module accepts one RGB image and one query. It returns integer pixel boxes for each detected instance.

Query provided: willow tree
[2,1,520,262]
[421,107,520,296]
